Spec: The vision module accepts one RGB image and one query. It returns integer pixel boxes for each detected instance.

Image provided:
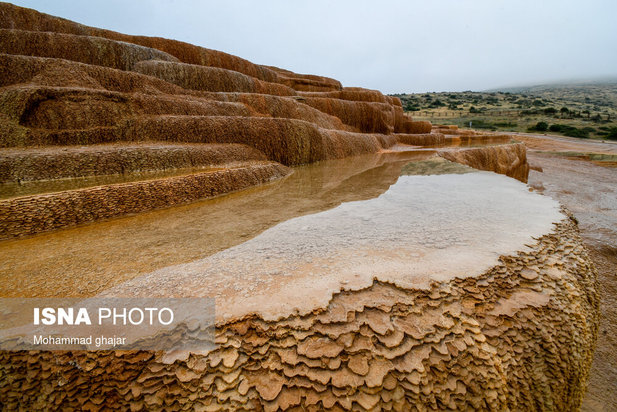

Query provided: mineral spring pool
[0,149,563,313]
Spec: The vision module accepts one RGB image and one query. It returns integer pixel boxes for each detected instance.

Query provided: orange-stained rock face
[439,142,530,183]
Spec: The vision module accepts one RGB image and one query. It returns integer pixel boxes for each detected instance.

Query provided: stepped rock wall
[301,97,396,134]
[0,2,280,82]
[396,133,445,146]
[120,116,396,166]
[299,87,390,103]
[0,143,267,183]
[0,53,190,94]
[1,86,251,131]
[133,60,297,96]
[0,28,178,70]
[214,93,352,131]
[0,162,290,240]
[396,120,433,134]
[267,66,343,92]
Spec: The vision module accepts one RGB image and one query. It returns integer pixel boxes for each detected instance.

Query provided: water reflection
[103,161,563,322]
[0,150,434,297]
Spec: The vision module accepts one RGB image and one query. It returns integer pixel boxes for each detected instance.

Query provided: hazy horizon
[8,0,617,94]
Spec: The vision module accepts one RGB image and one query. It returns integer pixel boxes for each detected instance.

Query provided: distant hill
[489,80,617,109]
[392,80,617,140]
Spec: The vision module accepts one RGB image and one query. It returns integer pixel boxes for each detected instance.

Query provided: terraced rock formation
[0,3,599,411]
[0,2,450,239]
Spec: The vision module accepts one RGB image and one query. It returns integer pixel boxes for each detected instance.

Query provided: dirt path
[511,132,617,153]
[524,138,617,411]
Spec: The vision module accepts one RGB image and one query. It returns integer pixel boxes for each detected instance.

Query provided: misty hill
[491,80,617,108]
[393,80,617,139]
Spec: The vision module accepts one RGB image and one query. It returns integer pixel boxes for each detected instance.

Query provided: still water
[0,150,562,306]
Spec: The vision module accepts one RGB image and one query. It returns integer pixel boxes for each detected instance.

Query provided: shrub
[563,128,588,138]
[549,124,564,132]
[605,127,617,140]
[429,99,445,108]
[494,121,517,127]
[532,121,548,131]
[544,107,557,115]
[468,119,497,131]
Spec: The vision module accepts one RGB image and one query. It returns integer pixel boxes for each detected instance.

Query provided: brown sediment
[433,124,478,136]
[511,132,617,155]
[0,142,267,183]
[0,2,280,82]
[300,97,396,134]
[443,133,513,146]
[117,116,396,166]
[299,87,392,103]
[0,216,599,410]
[396,120,433,134]
[438,142,530,183]
[132,60,297,96]
[203,92,353,131]
[0,28,178,71]
[0,162,290,240]
[395,133,445,146]
[1,85,252,132]
[266,65,343,92]
[0,53,193,93]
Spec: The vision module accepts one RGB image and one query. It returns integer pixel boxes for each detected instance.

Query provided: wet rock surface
[524,144,617,411]
[0,161,290,240]
[0,216,598,410]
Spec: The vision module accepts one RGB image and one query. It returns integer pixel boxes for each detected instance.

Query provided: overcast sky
[11,0,617,93]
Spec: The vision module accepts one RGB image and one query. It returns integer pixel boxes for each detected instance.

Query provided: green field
[391,80,617,140]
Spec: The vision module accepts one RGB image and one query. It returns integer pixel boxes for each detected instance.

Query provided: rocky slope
[0,2,459,239]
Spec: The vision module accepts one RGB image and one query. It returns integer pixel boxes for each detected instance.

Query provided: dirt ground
[521,134,617,411]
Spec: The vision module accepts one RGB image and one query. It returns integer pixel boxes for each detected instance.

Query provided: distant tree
[560,107,570,116]
[429,99,445,108]
[549,124,564,132]
[469,106,480,113]
[533,121,548,131]
[405,102,420,112]
[543,107,557,115]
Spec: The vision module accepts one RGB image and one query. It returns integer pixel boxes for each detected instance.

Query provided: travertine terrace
[0,3,599,411]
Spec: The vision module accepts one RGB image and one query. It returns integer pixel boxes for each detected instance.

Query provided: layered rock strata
[0,143,268,182]
[0,161,290,240]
